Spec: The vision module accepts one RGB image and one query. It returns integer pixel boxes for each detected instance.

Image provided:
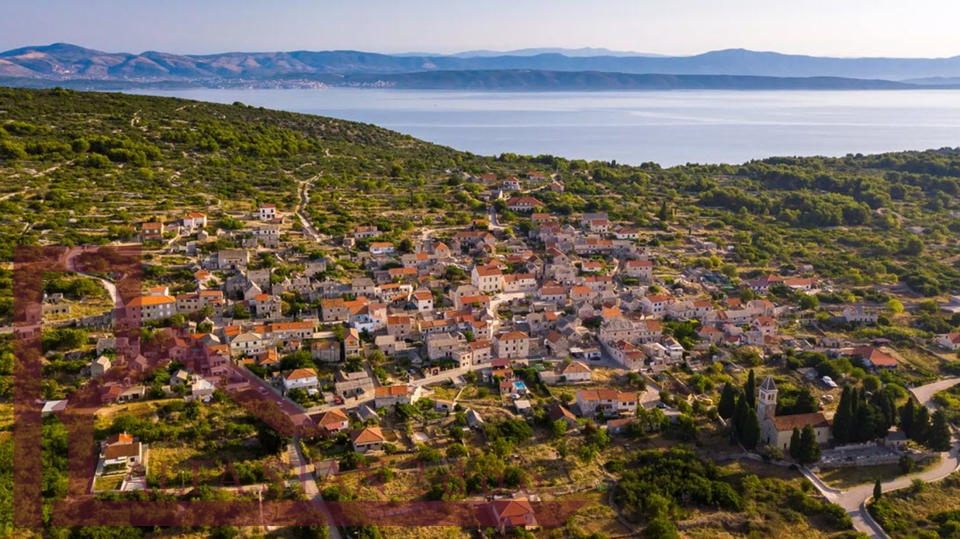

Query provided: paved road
[64,247,120,304]
[911,377,960,410]
[289,439,343,539]
[488,207,506,231]
[804,377,960,538]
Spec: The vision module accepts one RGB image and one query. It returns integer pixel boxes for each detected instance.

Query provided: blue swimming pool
[514,381,528,390]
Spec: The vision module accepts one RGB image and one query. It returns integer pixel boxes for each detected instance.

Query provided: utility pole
[258,486,264,531]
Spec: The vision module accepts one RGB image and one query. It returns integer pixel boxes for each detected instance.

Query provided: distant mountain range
[445,47,667,58]
[3,43,960,90]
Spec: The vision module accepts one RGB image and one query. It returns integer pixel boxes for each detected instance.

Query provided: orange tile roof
[351,427,385,444]
[284,368,317,381]
[375,385,410,397]
[127,295,175,307]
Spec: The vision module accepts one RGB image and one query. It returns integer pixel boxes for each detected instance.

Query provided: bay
[129,88,960,166]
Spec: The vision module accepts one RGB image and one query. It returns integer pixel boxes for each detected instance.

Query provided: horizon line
[4,41,960,61]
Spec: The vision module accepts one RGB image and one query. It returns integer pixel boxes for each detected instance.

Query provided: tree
[718,383,737,420]
[862,375,882,393]
[338,451,368,471]
[833,386,853,444]
[912,405,931,444]
[446,443,469,459]
[873,479,883,502]
[552,419,568,439]
[744,369,757,409]
[886,298,904,314]
[646,517,679,539]
[733,395,760,450]
[255,419,290,455]
[797,424,822,464]
[211,527,240,539]
[927,411,952,452]
[657,200,671,222]
[900,399,917,440]
[417,444,442,462]
[789,427,802,460]
[853,401,886,443]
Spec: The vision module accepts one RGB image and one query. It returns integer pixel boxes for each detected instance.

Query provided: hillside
[5,87,960,539]
[0,87,959,304]
[6,43,960,86]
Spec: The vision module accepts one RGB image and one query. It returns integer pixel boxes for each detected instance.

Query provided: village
[32,170,960,538]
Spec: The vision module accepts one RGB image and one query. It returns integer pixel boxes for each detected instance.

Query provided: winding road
[803,377,960,538]
[64,247,119,304]
[296,175,323,242]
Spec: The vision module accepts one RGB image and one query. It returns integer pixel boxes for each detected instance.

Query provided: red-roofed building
[506,197,545,212]
[495,331,530,359]
[487,499,538,533]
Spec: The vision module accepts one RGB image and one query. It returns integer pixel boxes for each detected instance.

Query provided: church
[758,376,832,451]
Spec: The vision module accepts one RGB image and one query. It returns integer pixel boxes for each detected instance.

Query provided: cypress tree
[850,387,862,422]
[732,394,748,441]
[798,424,822,464]
[718,383,737,420]
[745,369,757,410]
[740,401,761,450]
[874,479,883,502]
[914,406,931,444]
[928,411,952,452]
[789,427,802,460]
[871,390,896,429]
[833,386,852,444]
[733,394,760,449]
[900,399,915,438]
[657,200,670,222]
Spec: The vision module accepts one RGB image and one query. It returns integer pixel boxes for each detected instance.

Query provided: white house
[640,295,673,316]
[495,331,530,359]
[472,265,503,293]
[258,204,277,221]
[576,389,638,417]
[282,368,319,392]
[126,295,176,322]
[369,242,395,256]
[505,197,545,212]
[182,212,207,229]
[539,360,592,385]
[937,333,960,351]
[412,290,434,312]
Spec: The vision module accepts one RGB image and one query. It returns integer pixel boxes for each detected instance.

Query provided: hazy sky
[4,0,960,58]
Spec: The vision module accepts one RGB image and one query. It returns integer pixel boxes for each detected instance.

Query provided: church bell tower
[757,376,778,419]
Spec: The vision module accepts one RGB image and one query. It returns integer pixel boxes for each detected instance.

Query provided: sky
[3,0,960,58]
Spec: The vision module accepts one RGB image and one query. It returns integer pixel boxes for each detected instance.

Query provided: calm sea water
[129,88,960,166]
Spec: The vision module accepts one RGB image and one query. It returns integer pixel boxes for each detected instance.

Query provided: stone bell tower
[757,376,778,420]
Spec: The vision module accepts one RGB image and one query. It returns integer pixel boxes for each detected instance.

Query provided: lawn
[818,457,940,490]
[94,474,124,491]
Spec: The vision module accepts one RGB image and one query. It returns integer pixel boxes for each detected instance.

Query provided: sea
[128,88,960,167]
